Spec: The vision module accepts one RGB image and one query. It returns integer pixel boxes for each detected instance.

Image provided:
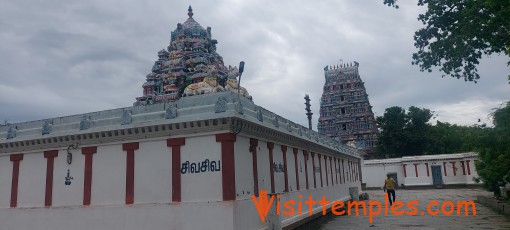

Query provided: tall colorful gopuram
[318,61,378,153]
[134,6,250,106]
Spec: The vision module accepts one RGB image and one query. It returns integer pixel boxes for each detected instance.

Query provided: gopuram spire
[188,5,194,18]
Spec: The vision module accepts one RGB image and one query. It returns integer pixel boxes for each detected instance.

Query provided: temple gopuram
[0,7,361,230]
[318,62,378,154]
[134,6,250,106]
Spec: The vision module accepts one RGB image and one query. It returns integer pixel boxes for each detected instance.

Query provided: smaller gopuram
[134,6,249,106]
[318,62,378,153]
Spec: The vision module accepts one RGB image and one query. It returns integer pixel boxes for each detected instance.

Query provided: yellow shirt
[384,178,396,190]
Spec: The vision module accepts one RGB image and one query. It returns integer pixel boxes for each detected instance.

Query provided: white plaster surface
[135,139,172,204]
[234,136,254,200]
[92,145,126,205]
[180,135,222,202]
[0,155,12,207]
[17,151,46,207]
[53,149,85,207]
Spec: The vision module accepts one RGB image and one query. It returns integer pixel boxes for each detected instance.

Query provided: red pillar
[281,145,289,192]
[122,142,139,204]
[216,133,236,201]
[403,164,407,178]
[466,160,471,175]
[425,163,430,177]
[460,161,466,175]
[10,154,23,208]
[293,148,300,191]
[414,163,419,177]
[303,150,309,189]
[443,162,448,176]
[250,138,259,196]
[44,150,58,207]
[450,162,457,176]
[267,142,275,193]
[82,146,97,205]
[167,138,185,202]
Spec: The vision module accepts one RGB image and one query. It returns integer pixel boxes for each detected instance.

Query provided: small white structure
[362,152,479,189]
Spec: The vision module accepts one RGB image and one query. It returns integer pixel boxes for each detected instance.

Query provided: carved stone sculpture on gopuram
[134,6,251,106]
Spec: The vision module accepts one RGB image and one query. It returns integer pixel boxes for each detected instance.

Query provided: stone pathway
[320,189,510,229]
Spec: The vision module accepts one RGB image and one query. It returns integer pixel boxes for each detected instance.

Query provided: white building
[0,92,362,230]
[362,152,480,189]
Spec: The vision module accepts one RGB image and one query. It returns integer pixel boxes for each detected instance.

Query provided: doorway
[431,165,444,188]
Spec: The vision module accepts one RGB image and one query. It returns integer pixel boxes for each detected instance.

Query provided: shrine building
[0,7,362,230]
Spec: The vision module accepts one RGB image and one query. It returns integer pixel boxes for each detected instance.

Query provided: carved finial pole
[188,5,194,18]
[304,94,313,130]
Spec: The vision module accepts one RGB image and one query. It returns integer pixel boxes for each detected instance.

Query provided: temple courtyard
[320,188,510,229]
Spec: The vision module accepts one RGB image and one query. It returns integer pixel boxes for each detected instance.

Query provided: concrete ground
[320,189,510,229]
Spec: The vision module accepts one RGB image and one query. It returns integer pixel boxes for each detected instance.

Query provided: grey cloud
[0,0,508,128]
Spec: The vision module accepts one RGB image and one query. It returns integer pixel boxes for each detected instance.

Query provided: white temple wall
[287,148,298,192]
[363,154,480,188]
[274,144,285,193]
[234,136,254,199]
[302,150,315,192]
[17,151,46,207]
[180,135,222,202]
[297,151,306,190]
[362,164,404,188]
[53,149,85,207]
[465,158,479,184]
[92,144,126,205]
[256,140,271,194]
[135,140,172,204]
[0,155,12,207]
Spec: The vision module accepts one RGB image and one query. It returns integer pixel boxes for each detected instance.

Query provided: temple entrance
[431,165,444,188]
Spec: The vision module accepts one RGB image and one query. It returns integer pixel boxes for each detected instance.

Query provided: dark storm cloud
[0,0,508,127]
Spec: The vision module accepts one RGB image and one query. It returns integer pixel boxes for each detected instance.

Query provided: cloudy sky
[1,0,508,129]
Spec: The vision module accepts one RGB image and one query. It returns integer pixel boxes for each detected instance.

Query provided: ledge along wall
[0,92,361,230]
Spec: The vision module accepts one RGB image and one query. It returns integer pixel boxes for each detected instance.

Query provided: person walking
[383,174,396,205]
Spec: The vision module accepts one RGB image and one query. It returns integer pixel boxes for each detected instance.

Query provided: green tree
[376,106,409,157]
[476,102,510,196]
[384,0,510,82]
[405,106,434,155]
[376,106,433,157]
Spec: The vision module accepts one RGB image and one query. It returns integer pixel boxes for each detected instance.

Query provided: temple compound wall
[0,92,361,230]
[362,153,479,189]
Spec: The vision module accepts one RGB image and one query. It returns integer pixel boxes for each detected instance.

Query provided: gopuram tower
[318,61,378,154]
[134,6,249,106]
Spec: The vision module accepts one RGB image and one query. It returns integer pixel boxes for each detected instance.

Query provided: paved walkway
[320,189,510,229]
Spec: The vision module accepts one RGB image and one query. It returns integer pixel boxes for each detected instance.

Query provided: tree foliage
[475,102,510,196]
[384,0,510,83]
[376,106,434,157]
[376,105,490,157]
